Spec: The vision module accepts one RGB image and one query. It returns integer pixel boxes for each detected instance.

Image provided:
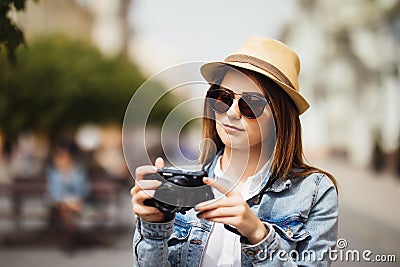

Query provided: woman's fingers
[132,189,157,207]
[195,178,242,211]
[199,216,239,227]
[195,196,241,211]
[137,180,162,190]
[132,190,163,217]
[130,159,167,223]
[131,188,165,222]
[133,205,162,216]
[135,165,157,180]
[136,189,156,200]
[130,180,161,196]
[194,177,239,210]
[134,157,164,181]
[154,157,165,169]
[197,206,241,219]
[202,177,239,196]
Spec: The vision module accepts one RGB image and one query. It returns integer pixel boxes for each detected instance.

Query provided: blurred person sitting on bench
[46,140,90,250]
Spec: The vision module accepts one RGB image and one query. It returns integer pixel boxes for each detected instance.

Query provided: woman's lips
[223,124,244,134]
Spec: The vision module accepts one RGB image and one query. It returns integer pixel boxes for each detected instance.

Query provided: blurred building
[16,0,131,57]
[11,0,400,173]
[283,0,400,170]
[7,0,134,177]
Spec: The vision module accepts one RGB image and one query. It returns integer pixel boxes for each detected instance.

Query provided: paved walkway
[312,157,400,266]
[312,156,400,233]
[0,238,133,267]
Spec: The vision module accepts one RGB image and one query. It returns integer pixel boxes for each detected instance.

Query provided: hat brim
[200,61,310,115]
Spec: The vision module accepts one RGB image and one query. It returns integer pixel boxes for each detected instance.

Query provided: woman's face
[213,70,275,151]
[53,150,73,171]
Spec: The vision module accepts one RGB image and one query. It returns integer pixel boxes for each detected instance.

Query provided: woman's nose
[226,99,241,120]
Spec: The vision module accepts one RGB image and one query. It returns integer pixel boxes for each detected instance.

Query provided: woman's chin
[221,139,252,150]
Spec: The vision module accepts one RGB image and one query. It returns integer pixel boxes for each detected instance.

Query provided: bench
[0,166,131,230]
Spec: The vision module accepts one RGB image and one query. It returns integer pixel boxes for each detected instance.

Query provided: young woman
[131,36,338,266]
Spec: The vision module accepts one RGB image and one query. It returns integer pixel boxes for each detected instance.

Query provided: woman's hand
[64,199,83,213]
[195,177,268,244]
[130,157,166,223]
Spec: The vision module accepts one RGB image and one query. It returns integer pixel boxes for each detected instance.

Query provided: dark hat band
[225,54,295,90]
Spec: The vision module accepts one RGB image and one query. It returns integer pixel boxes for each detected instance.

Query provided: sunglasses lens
[239,94,268,118]
[207,89,268,118]
[207,90,232,113]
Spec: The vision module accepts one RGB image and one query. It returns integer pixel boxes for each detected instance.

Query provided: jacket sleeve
[241,176,338,266]
[133,217,174,267]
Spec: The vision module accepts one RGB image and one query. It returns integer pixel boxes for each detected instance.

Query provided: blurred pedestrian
[46,140,90,251]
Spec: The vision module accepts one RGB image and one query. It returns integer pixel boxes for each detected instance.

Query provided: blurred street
[315,157,400,266]
[0,192,135,267]
[1,157,398,266]
[1,0,399,266]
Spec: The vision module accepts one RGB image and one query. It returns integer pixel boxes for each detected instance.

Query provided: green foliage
[0,35,172,137]
[0,0,36,64]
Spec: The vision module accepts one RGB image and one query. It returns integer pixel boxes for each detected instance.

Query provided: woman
[131,36,338,266]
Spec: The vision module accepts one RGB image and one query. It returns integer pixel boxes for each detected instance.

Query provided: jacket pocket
[268,214,310,242]
[167,220,192,266]
[168,219,191,246]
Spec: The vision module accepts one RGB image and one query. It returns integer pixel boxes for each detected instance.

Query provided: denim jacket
[133,155,338,266]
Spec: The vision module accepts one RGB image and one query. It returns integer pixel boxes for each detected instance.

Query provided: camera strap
[223,193,266,244]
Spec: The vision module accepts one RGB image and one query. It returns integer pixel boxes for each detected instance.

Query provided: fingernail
[203,177,211,183]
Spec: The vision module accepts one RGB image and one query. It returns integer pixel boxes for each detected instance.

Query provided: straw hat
[201,36,309,114]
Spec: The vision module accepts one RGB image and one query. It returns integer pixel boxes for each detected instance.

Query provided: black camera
[143,167,214,215]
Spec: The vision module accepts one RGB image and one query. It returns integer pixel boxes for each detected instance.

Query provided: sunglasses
[206,87,270,119]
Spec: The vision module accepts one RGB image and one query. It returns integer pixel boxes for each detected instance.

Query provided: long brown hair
[199,66,338,191]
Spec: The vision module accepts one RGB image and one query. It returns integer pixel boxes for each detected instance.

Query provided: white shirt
[200,156,269,267]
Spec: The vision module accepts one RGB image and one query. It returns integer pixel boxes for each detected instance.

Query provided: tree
[0,35,173,139]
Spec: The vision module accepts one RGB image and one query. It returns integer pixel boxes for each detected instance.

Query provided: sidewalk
[311,156,400,232]
[0,237,133,267]
[308,156,399,266]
